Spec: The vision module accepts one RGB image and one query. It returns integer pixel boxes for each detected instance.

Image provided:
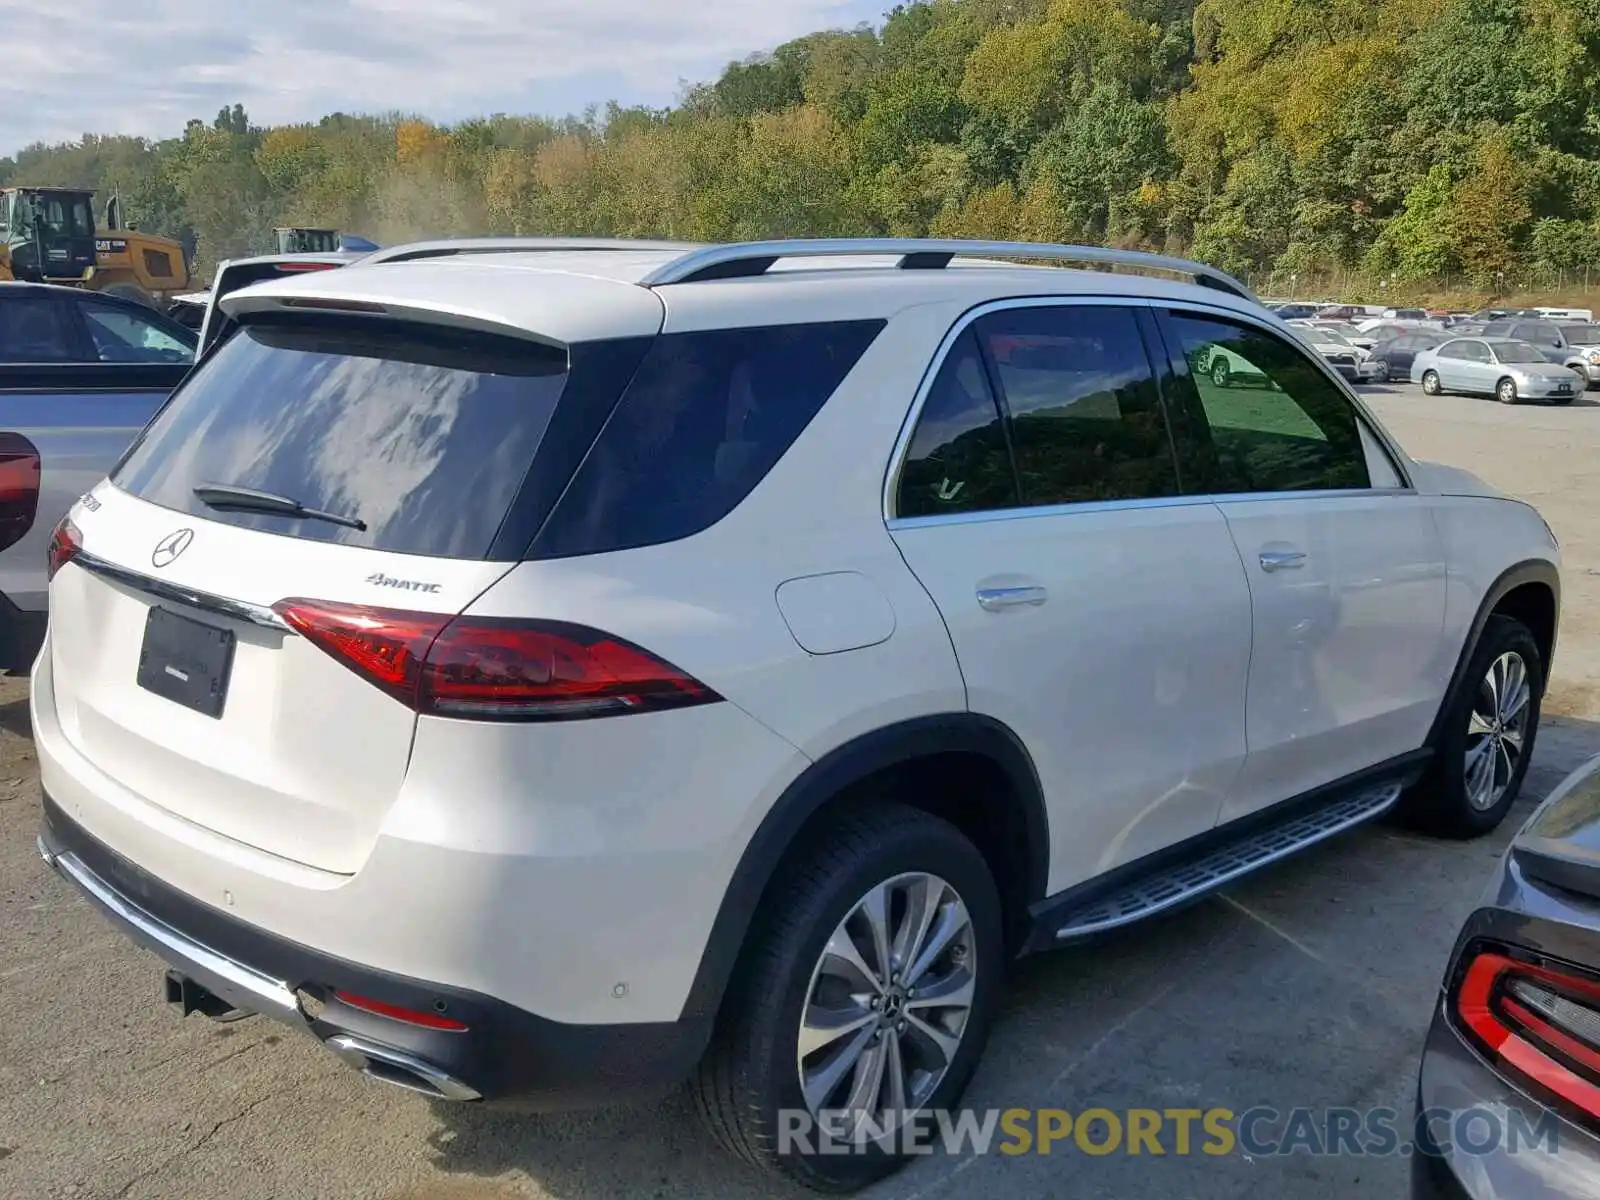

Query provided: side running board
[1051,782,1404,943]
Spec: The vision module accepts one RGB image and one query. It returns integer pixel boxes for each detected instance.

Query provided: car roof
[219,239,1274,346]
[0,280,93,297]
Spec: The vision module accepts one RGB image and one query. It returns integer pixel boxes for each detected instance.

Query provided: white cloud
[0,0,884,152]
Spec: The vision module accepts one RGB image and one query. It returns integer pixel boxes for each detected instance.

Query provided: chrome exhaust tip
[325,1034,481,1102]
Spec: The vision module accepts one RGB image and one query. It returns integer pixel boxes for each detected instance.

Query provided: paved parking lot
[3,382,1600,1199]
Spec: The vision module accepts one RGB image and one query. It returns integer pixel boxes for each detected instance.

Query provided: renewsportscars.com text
[777,1105,1561,1159]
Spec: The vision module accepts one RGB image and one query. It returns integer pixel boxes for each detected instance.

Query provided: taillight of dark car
[45,515,81,581]
[0,433,41,554]
[1452,943,1600,1125]
[271,598,722,722]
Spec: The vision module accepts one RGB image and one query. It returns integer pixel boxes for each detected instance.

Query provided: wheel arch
[678,713,1050,1022]
[1426,558,1561,749]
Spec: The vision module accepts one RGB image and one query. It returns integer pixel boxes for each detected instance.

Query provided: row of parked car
[1275,310,1600,402]
[0,241,1589,1197]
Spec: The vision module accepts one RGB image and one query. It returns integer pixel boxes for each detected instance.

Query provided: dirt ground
[2,381,1600,1200]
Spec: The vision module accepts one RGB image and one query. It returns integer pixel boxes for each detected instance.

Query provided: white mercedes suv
[34,238,1559,1191]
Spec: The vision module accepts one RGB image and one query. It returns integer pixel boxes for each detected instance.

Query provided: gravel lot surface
[2,382,1598,1199]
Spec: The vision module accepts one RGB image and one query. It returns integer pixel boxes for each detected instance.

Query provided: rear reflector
[1453,945,1600,1124]
[333,990,468,1032]
[272,598,722,722]
[0,433,41,554]
[46,515,81,581]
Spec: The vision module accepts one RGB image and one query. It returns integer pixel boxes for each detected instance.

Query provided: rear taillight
[274,262,342,273]
[46,515,81,581]
[0,433,41,554]
[1452,944,1600,1123]
[271,599,721,722]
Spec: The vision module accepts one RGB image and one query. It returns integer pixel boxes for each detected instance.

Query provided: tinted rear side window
[0,293,76,363]
[112,320,569,559]
[971,305,1178,506]
[531,320,884,559]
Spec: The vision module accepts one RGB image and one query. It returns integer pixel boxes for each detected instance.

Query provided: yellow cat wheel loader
[0,187,190,307]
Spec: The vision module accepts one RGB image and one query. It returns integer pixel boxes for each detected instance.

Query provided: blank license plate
[136,607,235,719]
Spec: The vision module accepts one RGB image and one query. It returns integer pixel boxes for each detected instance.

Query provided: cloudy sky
[1,0,886,154]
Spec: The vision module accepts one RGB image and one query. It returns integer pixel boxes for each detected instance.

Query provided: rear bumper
[1413,1000,1600,1198]
[38,793,711,1109]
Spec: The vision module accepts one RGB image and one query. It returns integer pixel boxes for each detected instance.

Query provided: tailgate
[43,309,591,874]
[51,487,510,874]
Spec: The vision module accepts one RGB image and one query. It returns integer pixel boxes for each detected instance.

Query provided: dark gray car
[0,282,196,668]
[1370,330,1450,383]
[1414,752,1600,1198]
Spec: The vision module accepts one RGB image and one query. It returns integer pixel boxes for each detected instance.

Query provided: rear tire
[1402,615,1543,839]
[1210,357,1231,388]
[1422,370,1442,395]
[693,802,1003,1192]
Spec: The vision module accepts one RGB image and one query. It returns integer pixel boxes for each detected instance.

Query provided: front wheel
[694,802,1003,1192]
[1402,615,1543,839]
[1497,377,1520,405]
[1421,370,1442,395]
[1210,357,1231,388]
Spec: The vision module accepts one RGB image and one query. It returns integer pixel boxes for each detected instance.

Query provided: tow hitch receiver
[165,969,253,1023]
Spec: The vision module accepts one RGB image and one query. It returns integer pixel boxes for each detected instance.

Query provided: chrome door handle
[1259,550,1307,572]
[976,586,1047,611]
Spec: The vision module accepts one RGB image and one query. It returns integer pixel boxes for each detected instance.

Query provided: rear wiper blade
[193,483,367,531]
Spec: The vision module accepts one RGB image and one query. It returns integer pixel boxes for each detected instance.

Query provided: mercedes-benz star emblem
[151,528,194,569]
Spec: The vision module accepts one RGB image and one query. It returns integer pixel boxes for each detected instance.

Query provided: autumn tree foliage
[6,0,1600,284]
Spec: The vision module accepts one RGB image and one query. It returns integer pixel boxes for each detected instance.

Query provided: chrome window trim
[888,488,1417,532]
[881,295,1417,527]
[70,548,291,631]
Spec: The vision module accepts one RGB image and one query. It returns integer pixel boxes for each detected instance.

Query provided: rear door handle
[1259,550,1307,572]
[976,586,1048,611]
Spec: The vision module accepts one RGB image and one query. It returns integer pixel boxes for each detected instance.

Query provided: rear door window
[970,305,1179,506]
[112,319,570,559]
[0,291,78,362]
[531,320,884,559]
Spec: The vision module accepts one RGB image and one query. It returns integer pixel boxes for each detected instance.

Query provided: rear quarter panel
[0,366,182,612]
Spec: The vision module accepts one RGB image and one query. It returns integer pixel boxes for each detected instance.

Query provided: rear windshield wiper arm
[193,483,367,531]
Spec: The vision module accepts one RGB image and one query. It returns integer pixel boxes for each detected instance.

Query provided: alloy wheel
[1464,650,1532,811]
[796,872,976,1143]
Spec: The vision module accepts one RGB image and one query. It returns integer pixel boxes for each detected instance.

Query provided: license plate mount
[136,607,235,719]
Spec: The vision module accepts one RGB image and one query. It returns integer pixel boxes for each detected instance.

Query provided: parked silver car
[1295,325,1385,382]
[1412,337,1579,405]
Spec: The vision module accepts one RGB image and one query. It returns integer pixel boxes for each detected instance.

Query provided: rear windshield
[112,319,568,559]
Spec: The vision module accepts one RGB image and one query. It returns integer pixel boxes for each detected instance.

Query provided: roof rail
[636,238,1256,302]
[362,236,705,266]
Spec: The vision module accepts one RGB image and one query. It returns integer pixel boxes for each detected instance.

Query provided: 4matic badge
[366,572,442,595]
